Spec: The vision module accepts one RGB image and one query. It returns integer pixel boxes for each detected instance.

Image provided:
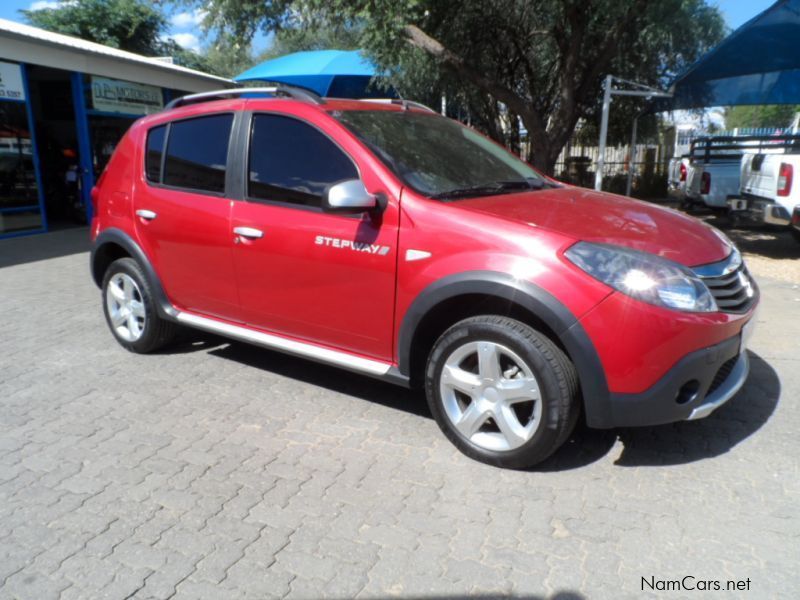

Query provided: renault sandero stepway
[90,87,758,468]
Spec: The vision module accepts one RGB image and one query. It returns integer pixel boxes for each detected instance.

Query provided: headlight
[565,242,717,312]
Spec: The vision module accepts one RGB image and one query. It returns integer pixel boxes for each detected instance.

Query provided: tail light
[778,162,793,197]
[679,162,687,181]
[701,171,711,194]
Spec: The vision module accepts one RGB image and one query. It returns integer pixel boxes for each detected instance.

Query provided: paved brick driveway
[1,228,798,599]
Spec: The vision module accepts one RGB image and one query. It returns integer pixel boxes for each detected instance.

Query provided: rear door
[133,113,240,319]
[229,111,399,360]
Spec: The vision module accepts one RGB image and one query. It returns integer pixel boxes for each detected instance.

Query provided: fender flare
[396,271,613,428]
[90,228,178,320]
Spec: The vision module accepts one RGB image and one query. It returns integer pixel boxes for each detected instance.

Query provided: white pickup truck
[684,137,747,210]
[728,135,800,234]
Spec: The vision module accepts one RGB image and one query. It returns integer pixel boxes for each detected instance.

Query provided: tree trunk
[526,135,553,175]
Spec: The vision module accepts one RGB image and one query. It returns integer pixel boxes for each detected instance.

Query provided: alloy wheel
[439,340,542,452]
[106,273,146,342]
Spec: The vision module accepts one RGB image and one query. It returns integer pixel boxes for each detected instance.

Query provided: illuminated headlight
[565,242,717,312]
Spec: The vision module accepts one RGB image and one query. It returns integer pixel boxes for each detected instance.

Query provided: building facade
[0,18,230,239]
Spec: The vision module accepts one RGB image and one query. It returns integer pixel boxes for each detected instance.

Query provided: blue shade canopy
[655,0,800,110]
[234,49,394,98]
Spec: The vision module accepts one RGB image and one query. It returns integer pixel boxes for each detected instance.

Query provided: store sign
[91,77,163,115]
[0,61,25,101]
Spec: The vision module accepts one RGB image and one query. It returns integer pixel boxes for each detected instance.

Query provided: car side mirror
[323,179,377,214]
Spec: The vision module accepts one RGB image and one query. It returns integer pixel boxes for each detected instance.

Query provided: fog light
[676,380,700,405]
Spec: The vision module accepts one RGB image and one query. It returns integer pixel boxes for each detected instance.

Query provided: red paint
[93,97,757,394]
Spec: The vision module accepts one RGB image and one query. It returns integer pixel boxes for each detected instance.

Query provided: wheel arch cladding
[91,228,178,320]
[398,271,614,428]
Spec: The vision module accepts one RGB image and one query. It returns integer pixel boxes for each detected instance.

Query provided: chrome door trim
[175,311,392,376]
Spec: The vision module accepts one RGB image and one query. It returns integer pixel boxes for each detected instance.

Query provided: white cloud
[165,32,201,52]
[29,1,65,10]
[171,9,207,29]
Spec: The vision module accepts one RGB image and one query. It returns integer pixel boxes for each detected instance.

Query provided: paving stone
[0,233,796,599]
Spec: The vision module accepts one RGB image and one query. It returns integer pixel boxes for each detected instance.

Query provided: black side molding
[90,228,178,321]
[396,271,613,427]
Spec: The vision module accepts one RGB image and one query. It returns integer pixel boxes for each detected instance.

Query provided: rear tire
[425,315,580,469]
[102,257,177,353]
[791,226,800,244]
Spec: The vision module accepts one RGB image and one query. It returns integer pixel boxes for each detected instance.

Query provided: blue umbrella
[234,49,396,98]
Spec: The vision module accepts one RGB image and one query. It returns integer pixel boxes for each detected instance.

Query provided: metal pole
[625,114,639,197]
[595,74,613,191]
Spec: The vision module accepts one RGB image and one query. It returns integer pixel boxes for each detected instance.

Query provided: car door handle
[233,226,264,239]
[136,209,157,220]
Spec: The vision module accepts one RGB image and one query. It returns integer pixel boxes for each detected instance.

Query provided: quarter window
[163,114,233,194]
[248,114,358,207]
[145,125,166,183]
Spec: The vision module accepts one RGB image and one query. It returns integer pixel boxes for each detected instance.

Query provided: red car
[90,87,758,468]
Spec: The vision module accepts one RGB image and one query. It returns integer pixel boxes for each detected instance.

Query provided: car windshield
[335,109,549,199]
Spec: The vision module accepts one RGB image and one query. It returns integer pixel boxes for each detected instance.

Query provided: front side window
[163,114,233,194]
[335,110,547,199]
[145,124,166,183]
[248,114,358,207]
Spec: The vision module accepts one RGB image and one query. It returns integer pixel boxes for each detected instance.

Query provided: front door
[231,112,398,360]
[134,113,239,319]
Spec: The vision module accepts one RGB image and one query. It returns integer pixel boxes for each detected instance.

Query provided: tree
[193,0,726,173]
[22,0,217,74]
[725,105,800,130]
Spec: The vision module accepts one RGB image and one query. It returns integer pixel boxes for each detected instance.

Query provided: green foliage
[22,0,170,55]
[724,105,800,130]
[189,0,727,173]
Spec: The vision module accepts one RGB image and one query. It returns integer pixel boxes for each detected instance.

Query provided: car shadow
[611,351,780,467]
[167,334,780,471]
[183,334,431,418]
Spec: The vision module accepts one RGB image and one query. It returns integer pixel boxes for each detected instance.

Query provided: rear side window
[163,114,233,194]
[145,125,166,182]
[248,114,358,207]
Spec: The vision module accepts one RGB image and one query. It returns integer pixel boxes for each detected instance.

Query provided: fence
[552,142,669,197]
[551,127,790,198]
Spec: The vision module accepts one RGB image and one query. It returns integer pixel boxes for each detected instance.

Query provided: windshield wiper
[430,180,535,200]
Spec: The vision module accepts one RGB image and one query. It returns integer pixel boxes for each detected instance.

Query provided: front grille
[693,253,756,313]
[707,355,738,396]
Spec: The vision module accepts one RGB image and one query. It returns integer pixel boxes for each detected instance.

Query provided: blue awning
[656,0,800,110]
[234,49,395,98]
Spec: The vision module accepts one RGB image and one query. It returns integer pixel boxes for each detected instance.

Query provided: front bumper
[603,322,754,428]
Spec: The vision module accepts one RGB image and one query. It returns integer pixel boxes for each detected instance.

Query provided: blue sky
[0,0,780,52]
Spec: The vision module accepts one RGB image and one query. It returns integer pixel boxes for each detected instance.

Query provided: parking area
[0,223,798,599]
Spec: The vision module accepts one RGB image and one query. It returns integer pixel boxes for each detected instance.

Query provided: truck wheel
[102,257,177,353]
[425,315,579,469]
[791,227,800,244]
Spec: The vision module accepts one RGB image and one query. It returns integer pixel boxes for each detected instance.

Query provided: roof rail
[164,85,325,110]
[358,98,437,113]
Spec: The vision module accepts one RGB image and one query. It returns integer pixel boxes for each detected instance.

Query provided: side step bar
[176,312,392,376]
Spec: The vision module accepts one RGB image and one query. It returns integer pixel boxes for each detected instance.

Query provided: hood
[454,187,731,267]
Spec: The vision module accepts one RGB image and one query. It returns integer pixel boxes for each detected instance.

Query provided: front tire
[425,315,580,469]
[102,257,176,353]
